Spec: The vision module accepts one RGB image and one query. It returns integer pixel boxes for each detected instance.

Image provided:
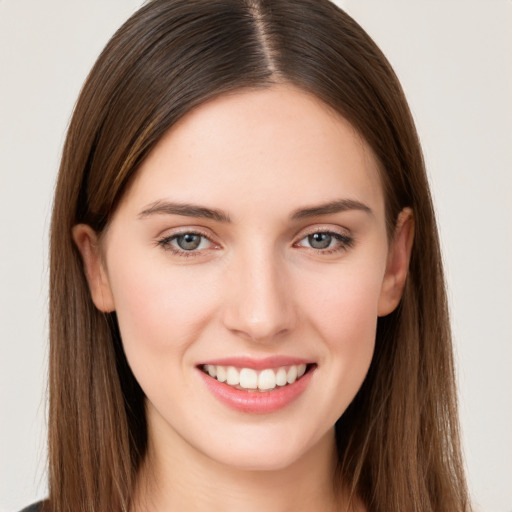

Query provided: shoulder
[18,501,46,512]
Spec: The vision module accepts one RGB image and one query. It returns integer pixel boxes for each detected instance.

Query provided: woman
[28,0,470,510]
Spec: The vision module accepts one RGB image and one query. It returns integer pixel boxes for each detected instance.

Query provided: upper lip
[197,355,313,370]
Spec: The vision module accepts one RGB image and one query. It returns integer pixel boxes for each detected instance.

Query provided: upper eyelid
[155,225,352,247]
[156,232,219,257]
[155,229,220,253]
[157,226,217,241]
[293,224,351,240]
[293,226,355,251]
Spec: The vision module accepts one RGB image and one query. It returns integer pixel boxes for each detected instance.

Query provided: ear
[72,224,115,312]
[378,208,414,317]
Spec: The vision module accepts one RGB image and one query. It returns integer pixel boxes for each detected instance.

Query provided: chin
[199,426,334,473]
[220,450,300,472]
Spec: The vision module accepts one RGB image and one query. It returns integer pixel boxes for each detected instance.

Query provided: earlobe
[378,208,414,317]
[72,224,115,312]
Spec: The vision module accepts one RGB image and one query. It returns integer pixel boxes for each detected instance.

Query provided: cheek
[106,251,220,364]
[302,259,384,344]
[296,263,384,413]
[318,282,379,377]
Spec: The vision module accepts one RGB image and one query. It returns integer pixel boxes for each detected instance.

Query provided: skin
[74,84,413,512]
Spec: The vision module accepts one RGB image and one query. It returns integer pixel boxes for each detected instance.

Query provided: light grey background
[1,1,510,511]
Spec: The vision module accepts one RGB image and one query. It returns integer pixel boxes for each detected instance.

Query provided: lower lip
[198,367,315,414]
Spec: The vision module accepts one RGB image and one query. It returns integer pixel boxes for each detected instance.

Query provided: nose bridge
[222,242,295,342]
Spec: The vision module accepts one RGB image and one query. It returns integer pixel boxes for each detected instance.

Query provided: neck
[132,408,358,512]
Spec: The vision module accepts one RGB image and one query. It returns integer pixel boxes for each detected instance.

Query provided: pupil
[177,234,201,250]
[309,233,332,249]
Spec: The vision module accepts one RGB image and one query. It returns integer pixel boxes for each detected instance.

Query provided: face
[75,84,412,473]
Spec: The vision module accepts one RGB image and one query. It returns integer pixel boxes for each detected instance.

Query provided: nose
[221,247,297,343]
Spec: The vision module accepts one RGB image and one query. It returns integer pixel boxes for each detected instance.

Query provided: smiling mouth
[200,363,314,392]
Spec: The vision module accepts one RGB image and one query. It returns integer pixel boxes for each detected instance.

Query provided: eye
[174,233,206,251]
[157,231,215,255]
[296,230,353,253]
[306,232,334,249]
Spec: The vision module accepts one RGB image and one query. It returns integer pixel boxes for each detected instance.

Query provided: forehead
[117,84,385,220]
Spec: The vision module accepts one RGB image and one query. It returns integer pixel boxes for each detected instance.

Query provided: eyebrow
[138,198,372,223]
[290,199,373,220]
[138,201,231,223]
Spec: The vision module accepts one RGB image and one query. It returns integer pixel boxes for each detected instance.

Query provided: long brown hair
[48,1,470,510]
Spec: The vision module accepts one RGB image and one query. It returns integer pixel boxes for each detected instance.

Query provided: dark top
[19,502,44,512]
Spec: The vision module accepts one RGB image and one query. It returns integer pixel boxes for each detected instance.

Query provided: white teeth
[204,363,310,391]
[226,366,240,386]
[286,365,298,384]
[239,368,258,389]
[216,366,227,383]
[276,367,287,386]
[258,369,276,390]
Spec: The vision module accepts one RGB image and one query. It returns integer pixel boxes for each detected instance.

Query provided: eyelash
[294,229,354,254]
[156,230,215,258]
[156,228,354,257]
